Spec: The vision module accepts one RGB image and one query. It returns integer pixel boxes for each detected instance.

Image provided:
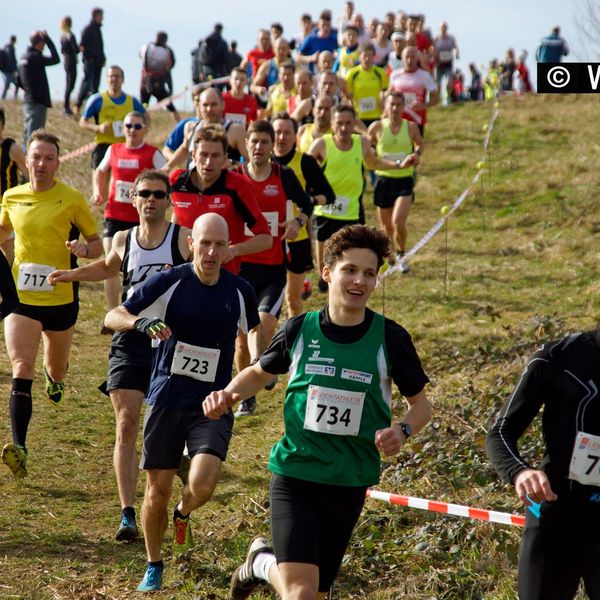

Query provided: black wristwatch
[398,422,412,439]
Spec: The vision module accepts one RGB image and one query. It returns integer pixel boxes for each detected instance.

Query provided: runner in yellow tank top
[296,95,334,154]
[307,103,407,290]
[0,130,102,480]
[368,92,423,272]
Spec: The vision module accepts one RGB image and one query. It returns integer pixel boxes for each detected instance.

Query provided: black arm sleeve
[486,347,552,484]
[300,153,336,204]
[281,166,314,217]
[42,38,60,67]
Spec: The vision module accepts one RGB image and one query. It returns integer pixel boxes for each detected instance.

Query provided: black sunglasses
[125,123,144,130]
[136,189,168,199]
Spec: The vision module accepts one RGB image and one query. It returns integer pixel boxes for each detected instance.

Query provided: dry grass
[0,93,597,599]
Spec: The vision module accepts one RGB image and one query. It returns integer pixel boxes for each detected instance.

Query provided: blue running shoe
[116,511,138,542]
[137,563,163,592]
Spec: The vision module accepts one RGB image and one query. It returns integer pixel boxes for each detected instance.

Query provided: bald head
[192,212,229,240]
[402,46,419,72]
[189,213,230,283]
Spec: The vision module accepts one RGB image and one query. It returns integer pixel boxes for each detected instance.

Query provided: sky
[0,0,581,111]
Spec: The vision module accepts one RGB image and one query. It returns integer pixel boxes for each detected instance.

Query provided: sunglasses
[125,123,144,130]
[136,189,168,199]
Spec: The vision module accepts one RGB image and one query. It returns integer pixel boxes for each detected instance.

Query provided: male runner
[204,224,431,600]
[368,92,423,272]
[307,103,409,290]
[92,110,166,320]
[79,65,146,194]
[169,126,272,275]
[48,170,190,541]
[223,67,258,128]
[296,94,333,154]
[271,112,335,316]
[487,330,600,600]
[234,120,313,416]
[0,130,101,479]
[105,213,261,592]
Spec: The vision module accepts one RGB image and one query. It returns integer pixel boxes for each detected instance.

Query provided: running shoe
[115,511,138,542]
[229,536,272,600]
[43,366,65,405]
[1,443,27,479]
[234,397,256,417]
[137,563,163,592]
[172,512,193,558]
[396,251,411,273]
[301,277,312,300]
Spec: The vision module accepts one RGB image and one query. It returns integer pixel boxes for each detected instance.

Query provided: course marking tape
[367,488,525,527]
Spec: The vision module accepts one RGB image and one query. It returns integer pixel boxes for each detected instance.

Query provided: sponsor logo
[117,158,140,169]
[305,364,336,376]
[580,437,590,450]
[263,184,281,197]
[308,350,335,363]
[341,368,373,384]
[308,338,320,349]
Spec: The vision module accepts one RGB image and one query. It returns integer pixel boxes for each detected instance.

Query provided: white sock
[252,551,276,582]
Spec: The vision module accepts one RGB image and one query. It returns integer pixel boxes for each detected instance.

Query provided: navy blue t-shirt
[123,263,259,410]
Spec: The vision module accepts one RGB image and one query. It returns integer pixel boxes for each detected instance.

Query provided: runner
[92,111,166,323]
[307,103,408,291]
[234,119,313,416]
[296,94,333,154]
[79,65,146,195]
[368,92,423,272]
[48,170,190,541]
[104,212,261,592]
[163,86,247,169]
[433,22,459,105]
[264,63,296,117]
[169,125,272,275]
[487,330,600,600]
[287,69,313,124]
[223,67,259,129]
[389,46,439,135]
[203,224,431,600]
[0,130,101,479]
[271,112,335,316]
[250,38,292,100]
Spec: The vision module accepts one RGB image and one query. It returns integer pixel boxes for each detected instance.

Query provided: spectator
[75,7,105,111]
[197,23,229,81]
[536,26,569,63]
[514,51,533,93]
[227,41,242,71]
[468,63,483,101]
[1,36,19,100]
[60,17,79,116]
[501,48,516,92]
[449,70,466,103]
[18,30,59,148]
[139,32,180,122]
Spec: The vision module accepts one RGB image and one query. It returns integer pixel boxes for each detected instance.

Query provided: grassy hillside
[0,93,597,599]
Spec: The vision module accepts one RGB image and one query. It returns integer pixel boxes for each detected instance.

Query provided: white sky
[1,0,580,109]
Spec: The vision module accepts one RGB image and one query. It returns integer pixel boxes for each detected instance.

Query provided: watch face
[401,422,412,437]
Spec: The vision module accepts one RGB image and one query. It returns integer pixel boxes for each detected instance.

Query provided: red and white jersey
[389,68,438,126]
[101,142,165,222]
[222,92,259,128]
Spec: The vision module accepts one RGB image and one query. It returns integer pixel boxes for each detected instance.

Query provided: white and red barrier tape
[378,108,500,283]
[367,488,525,527]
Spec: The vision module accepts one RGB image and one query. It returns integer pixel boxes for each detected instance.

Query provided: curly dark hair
[323,225,391,270]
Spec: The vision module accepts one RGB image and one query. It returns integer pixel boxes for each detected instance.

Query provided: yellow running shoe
[43,365,65,405]
[172,512,192,558]
[2,443,28,479]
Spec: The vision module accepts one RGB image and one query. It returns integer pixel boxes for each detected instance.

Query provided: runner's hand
[48,270,73,285]
[134,317,172,340]
[66,240,89,257]
[203,390,240,419]
[514,468,558,505]
[375,425,406,456]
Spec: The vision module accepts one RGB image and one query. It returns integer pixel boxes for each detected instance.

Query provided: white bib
[170,341,220,382]
[569,431,600,487]
[303,384,365,436]
[115,180,133,203]
[245,211,279,237]
[320,196,350,216]
[358,96,377,113]
[225,112,247,128]
[112,120,125,138]
[439,50,454,62]
[403,92,417,105]
[17,263,55,292]
[383,152,407,162]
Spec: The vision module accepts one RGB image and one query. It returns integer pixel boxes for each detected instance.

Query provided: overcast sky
[1,0,580,109]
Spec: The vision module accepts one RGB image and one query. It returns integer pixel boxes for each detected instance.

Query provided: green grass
[0,93,597,599]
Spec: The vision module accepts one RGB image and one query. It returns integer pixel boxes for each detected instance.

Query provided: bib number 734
[304,384,365,436]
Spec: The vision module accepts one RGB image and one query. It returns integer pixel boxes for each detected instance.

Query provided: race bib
[304,384,365,436]
[439,50,454,63]
[320,196,350,216]
[115,180,133,203]
[358,96,377,113]
[244,211,279,237]
[383,152,407,162]
[569,431,600,486]
[112,120,125,138]
[403,92,417,106]
[225,112,247,128]
[170,341,220,382]
[17,263,55,292]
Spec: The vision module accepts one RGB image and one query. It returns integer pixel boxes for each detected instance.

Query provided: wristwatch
[295,216,305,227]
[394,158,402,168]
[398,422,412,439]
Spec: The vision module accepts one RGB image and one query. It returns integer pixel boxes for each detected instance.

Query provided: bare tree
[574,0,600,59]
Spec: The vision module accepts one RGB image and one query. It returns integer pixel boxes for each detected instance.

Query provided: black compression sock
[9,378,33,449]
[174,507,189,520]
[122,506,136,519]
